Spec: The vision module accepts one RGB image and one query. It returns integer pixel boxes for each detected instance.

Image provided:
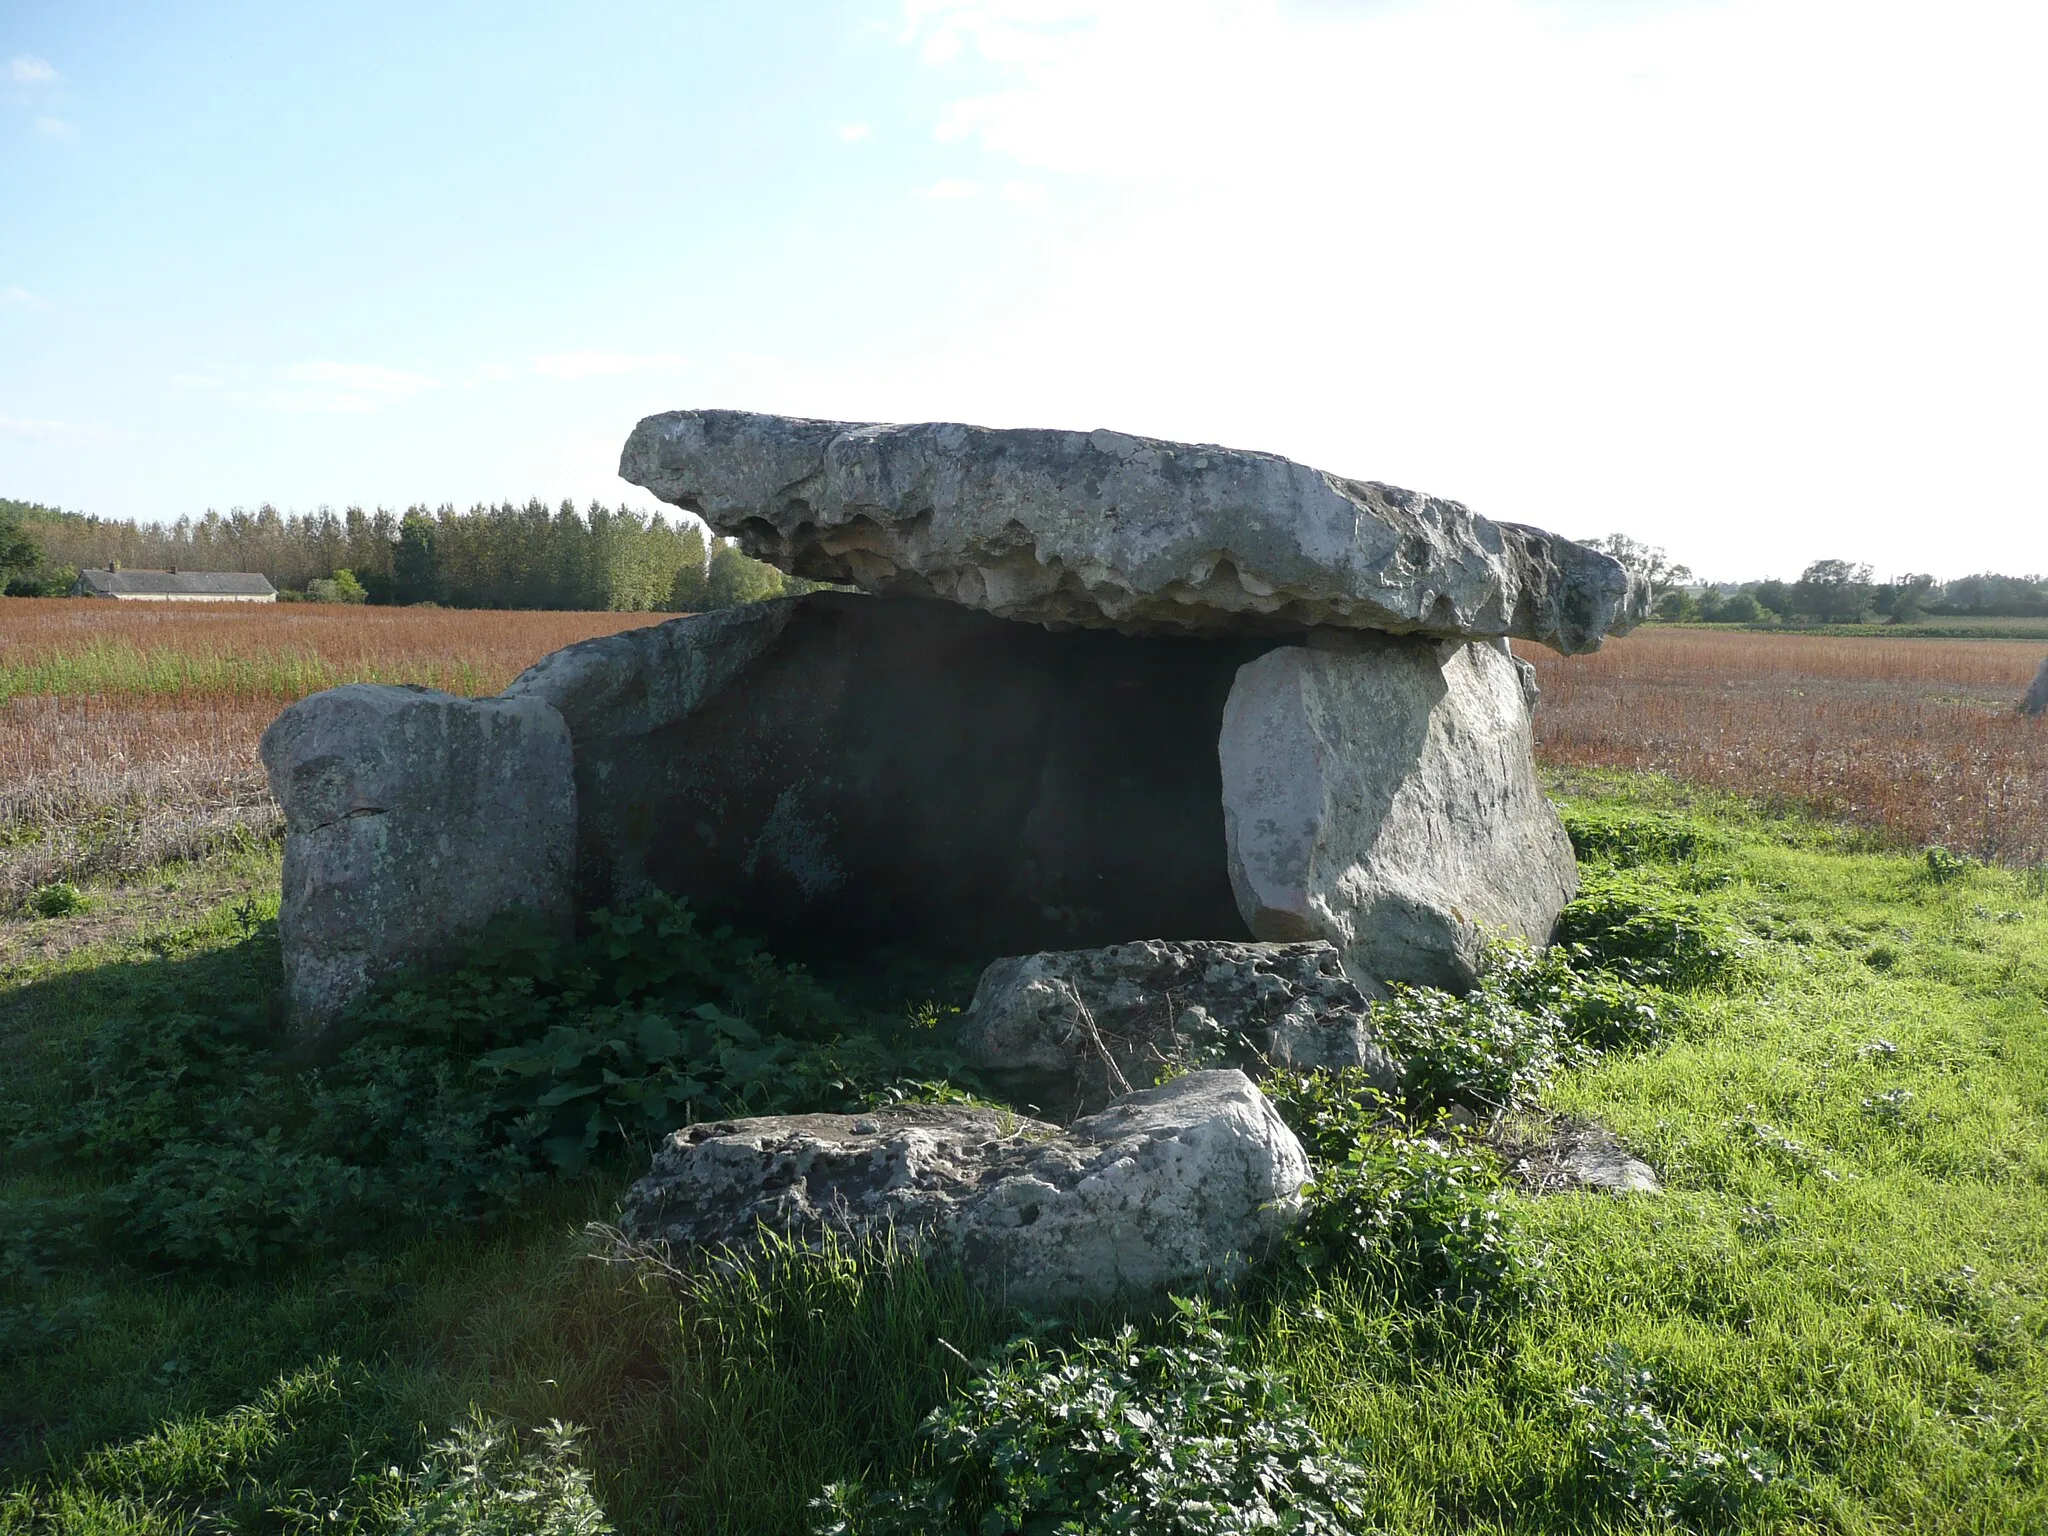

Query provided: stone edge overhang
[621,408,1652,655]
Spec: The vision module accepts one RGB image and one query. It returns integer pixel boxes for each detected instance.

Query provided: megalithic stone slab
[260,683,576,1041]
[2023,654,2048,718]
[1217,634,1577,991]
[957,939,1397,1120]
[617,1069,1309,1308]
[619,409,1650,653]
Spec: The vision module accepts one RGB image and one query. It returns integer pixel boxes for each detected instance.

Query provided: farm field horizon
[4,600,2044,932]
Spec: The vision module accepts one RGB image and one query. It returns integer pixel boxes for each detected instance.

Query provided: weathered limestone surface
[620,410,1649,653]
[617,1069,1308,1307]
[500,598,797,742]
[1499,1121,1663,1196]
[504,592,1268,958]
[959,940,1396,1118]
[1219,634,1577,991]
[260,684,575,1037]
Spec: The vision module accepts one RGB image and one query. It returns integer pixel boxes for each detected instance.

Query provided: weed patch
[6,895,968,1273]
[817,1299,1372,1536]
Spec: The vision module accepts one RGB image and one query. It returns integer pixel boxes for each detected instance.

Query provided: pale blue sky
[4,0,2044,579]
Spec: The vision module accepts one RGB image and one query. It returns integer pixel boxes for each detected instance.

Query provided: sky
[2,0,2044,581]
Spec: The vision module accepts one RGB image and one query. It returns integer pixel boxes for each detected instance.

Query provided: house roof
[75,568,277,597]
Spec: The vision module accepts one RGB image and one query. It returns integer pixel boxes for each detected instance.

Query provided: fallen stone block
[958,939,1397,1118]
[617,1069,1309,1308]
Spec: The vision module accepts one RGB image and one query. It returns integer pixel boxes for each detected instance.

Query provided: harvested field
[1527,627,2048,866]
[0,599,670,904]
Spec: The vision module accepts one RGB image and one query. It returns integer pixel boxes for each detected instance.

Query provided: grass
[4,776,2047,1533]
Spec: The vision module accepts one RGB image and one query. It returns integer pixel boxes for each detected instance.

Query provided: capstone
[620,410,1649,652]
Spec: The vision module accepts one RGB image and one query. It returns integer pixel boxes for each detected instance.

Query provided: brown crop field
[1526,627,2048,866]
[0,599,670,904]
[7,601,2047,910]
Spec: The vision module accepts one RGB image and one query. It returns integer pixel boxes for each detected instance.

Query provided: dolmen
[260,409,1646,1301]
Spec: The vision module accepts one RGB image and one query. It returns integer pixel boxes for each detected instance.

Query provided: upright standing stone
[261,683,575,1041]
[1217,633,1577,991]
[2022,654,2048,718]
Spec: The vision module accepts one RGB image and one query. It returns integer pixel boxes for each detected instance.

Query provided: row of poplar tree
[0,498,797,611]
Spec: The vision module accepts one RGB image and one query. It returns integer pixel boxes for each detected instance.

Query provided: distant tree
[1750,579,1793,619]
[1654,590,1699,623]
[392,511,442,605]
[667,523,711,610]
[1791,559,1875,623]
[1879,573,1936,625]
[1706,590,1763,624]
[704,541,789,608]
[1929,572,2048,618]
[0,504,41,587]
[1581,533,1694,596]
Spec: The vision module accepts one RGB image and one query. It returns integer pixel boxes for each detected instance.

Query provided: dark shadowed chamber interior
[572,593,1282,965]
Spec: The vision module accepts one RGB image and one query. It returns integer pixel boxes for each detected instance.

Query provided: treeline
[0,497,799,611]
[1662,561,2048,626]
[1575,539,2046,626]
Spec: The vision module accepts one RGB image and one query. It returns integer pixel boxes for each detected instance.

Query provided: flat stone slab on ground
[617,1069,1309,1308]
[620,409,1648,652]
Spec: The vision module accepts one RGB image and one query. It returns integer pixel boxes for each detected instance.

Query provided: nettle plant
[16,896,967,1271]
[1260,933,1670,1310]
[814,1299,1374,1536]
[1573,1346,1798,1528]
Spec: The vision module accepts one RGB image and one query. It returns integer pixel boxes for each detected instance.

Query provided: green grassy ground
[3,777,2045,1533]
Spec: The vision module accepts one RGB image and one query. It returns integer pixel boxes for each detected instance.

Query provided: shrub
[371,1414,612,1536]
[1287,1127,1537,1308]
[306,568,369,604]
[1573,1345,1797,1527]
[1554,869,1747,988]
[29,881,91,918]
[1558,804,1721,866]
[1359,940,1660,1118]
[815,1299,1373,1536]
[16,896,970,1270]
[1922,845,1976,884]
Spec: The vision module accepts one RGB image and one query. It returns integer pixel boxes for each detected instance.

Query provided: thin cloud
[916,177,982,199]
[530,349,687,380]
[836,122,874,142]
[0,415,102,443]
[2,284,36,305]
[169,372,222,389]
[254,360,439,413]
[33,117,75,138]
[8,56,58,85]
